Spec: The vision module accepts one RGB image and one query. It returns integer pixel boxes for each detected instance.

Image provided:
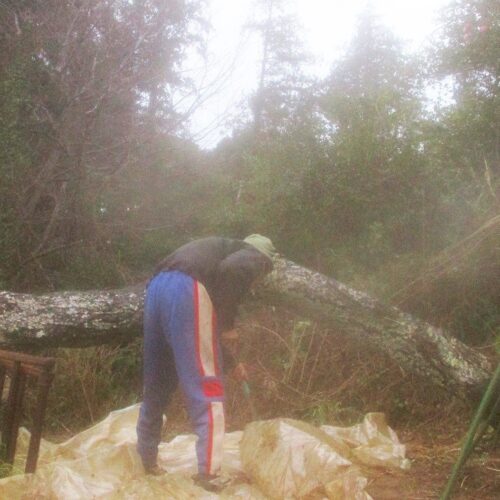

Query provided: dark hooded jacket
[153,237,273,332]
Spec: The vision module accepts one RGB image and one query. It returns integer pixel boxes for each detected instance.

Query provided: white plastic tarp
[0,404,409,499]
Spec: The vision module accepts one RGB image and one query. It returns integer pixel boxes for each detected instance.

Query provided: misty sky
[180,0,451,149]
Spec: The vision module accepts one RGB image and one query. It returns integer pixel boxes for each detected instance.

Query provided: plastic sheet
[240,418,362,499]
[321,412,411,471]
[0,405,409,499]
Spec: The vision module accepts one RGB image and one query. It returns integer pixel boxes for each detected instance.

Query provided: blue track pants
[136,271,225,475]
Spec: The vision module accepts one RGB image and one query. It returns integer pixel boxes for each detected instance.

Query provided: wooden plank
[0,349,55,368]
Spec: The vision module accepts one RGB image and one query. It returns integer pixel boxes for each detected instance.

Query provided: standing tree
[428,0,499,219]
[0,0,203,289]
[249,0,312,139]
[208,0,325,255]
[311,9,433,264]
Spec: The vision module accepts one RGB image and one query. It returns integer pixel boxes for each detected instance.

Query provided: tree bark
[0,257,492,401]
[263,259,492,402]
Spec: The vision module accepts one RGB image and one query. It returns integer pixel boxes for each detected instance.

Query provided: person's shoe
[192,473,228,493]
[144,463,166,476]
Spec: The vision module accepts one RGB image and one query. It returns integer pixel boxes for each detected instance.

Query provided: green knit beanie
[243,234,276,259]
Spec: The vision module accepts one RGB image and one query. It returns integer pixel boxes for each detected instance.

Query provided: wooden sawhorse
[0,349,55,473]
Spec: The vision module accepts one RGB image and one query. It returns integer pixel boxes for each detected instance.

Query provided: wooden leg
[25,373,53,473]
[0,352,55,472]
[0,365,6,461]
[6,369,26,464]
[1,362,21,463]
[0,365,6,404]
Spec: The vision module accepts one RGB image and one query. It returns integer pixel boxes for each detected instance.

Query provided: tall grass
[42,342,142,439]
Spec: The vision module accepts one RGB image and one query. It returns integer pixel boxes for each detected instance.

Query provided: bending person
[136,234,275,489]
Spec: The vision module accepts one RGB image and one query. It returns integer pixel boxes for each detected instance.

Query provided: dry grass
[228,305,468,432]
[392,215,500,303]
[390,214,500,345]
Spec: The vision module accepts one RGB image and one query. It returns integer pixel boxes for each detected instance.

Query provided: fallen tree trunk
[0,257,492,401]
[263,259,492,402]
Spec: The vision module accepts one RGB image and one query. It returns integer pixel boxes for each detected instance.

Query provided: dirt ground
[366,431,499,499]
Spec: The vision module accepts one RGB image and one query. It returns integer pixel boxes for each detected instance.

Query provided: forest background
[0,0,498,462]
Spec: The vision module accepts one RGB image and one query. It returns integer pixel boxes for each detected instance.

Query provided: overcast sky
[180,0,451,149]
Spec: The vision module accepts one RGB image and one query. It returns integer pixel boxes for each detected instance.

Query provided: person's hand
[233,362,250,382]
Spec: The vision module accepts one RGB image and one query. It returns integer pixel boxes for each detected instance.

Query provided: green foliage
[306,401,368,427]
[0,0,204,290]
[313,12,431,261]
[212,10,435,271]
[426,0,499,227]
[0,59,34,287]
